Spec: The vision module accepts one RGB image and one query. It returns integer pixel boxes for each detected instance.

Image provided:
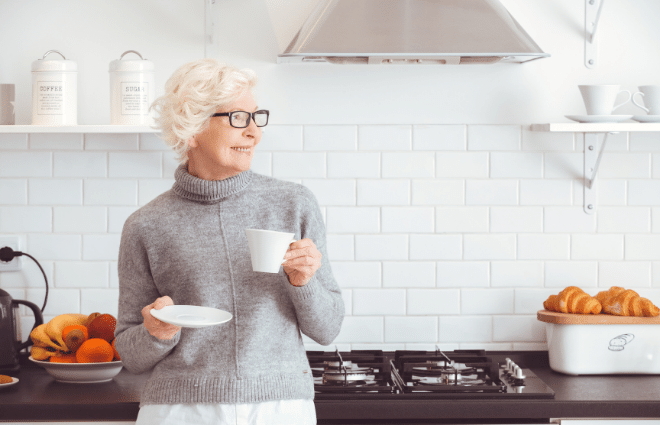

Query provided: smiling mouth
[231,147,251,152]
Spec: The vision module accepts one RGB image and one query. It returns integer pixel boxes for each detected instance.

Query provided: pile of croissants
[543,286,659,317]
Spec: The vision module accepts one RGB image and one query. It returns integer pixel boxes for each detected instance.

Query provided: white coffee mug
[245,229,296,273]
[632,85,660,115]
[578,85,631,115]
[0,84,15,125]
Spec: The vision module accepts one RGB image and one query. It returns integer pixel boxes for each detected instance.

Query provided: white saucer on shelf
[565,115,633,123]
[150,305,233,328]
[632,115,660,123]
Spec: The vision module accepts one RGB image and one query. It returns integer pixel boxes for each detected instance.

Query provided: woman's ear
[187,137,198,148]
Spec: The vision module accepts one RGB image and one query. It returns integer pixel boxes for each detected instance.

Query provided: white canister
[31,50,77,125]
[109,51,155,125]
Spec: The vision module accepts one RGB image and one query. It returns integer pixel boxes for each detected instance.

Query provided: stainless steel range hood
[277,0,550,64]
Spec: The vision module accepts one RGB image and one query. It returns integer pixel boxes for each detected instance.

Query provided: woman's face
[187,90,262,180]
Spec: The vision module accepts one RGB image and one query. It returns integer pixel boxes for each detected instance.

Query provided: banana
[30,323,66,351]
[45,313,88,348]
[30,345,60,361]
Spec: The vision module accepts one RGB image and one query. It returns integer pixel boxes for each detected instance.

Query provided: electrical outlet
[0,236,22,272]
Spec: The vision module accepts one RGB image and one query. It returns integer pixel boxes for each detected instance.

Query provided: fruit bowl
[29,356,123,383]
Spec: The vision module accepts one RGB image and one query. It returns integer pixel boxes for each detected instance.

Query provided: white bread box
[537,310,660,375]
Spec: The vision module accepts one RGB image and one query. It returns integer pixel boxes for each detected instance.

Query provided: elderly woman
[114,58,344,425]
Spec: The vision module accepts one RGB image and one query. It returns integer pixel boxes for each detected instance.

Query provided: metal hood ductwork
[277,0,550,64]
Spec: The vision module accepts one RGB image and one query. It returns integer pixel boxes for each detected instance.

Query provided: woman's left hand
[282,238,322,287]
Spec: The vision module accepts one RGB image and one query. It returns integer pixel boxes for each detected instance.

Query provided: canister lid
[31,50,77,72]
[109,50,155,72]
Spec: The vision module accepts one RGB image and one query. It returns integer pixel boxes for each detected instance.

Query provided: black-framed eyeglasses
[211,110,269,128]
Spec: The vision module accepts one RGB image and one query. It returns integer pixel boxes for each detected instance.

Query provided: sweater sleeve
[113,213,180,374]
[285,187,345,346]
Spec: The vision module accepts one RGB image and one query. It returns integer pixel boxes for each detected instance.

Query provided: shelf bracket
[583,132,616,214]
[204,0,219,59]
[585,0,605,68]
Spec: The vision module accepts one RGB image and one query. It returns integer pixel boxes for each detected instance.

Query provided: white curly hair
[150,59,258,163]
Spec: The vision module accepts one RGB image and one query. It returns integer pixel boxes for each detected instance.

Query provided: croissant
[543,286,602,314]
[596,286,659,317]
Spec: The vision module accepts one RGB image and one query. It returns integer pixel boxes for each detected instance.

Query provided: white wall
[2,0,660,351]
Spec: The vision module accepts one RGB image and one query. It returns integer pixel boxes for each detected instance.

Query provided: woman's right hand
[141,296,182,340]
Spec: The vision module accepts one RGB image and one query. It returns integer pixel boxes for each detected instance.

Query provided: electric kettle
[0,288,43,373]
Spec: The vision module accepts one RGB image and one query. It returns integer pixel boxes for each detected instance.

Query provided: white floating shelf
[0,125,160,133]
[531,123,660,132]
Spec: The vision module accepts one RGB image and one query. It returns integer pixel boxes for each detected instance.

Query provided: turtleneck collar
[172,163,253,202]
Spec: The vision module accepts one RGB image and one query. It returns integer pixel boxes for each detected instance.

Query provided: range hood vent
[277,0,550,64]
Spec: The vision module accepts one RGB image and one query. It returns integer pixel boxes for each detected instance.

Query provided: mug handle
[632,92,650,113]
[281,239,297,264]
[612,90,632,112]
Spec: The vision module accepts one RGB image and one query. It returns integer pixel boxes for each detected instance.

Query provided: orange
[50,353,77,363]
[62,324,88,341]
[75,338,114,363]
[111,338,121,361]
[87,314,117,343]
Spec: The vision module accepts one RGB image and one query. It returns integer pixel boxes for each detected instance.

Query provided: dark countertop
[2,351,660,423]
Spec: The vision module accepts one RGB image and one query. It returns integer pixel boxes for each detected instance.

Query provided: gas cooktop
[306,349,555,400]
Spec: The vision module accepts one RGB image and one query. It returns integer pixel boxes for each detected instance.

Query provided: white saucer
[150,305,232,328]
[0,377,18,388]
[632,115,660,123]
[565,115,633,123]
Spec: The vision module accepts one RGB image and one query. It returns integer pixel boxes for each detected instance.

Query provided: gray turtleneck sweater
[114,164,344,407]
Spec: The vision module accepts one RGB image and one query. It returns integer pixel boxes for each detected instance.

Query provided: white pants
[135,399,316,425]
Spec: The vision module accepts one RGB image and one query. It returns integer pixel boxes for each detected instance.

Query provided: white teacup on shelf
[579,84,631,115]
[632,85,660,115]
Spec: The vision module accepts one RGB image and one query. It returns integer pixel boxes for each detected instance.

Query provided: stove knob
[514,365,526,380]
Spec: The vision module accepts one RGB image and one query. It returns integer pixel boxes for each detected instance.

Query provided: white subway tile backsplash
[54,207,106,233]
[0,133,28,149]
[544,207,596,233]
[630,132,660,151]
[0,179,27,204]
[110,261,119,288]
[490,207,543,233]
[258,125,303,151]
[163,151,181,178]
[385,316,437,342]
[544,261,598,287]
[413,125,466,151]
[326,207,379,233]
[461,289,514,314]
[572,234,624,260]
[383,262,435,287]
[27,288,80,316]
[359,125,411,151]
[653,154,660,178]
[436,207,488,233]
[327,152,380,178]
[0,152,51,177]
[654,208,660,233]
[335,316,384,343]
[109,152,162,178]
[515,288,559,314]
[303,179,355,206]
[407,289,460,315]
[626,235,660,260]
[273,153,325,178]
[138,179,175,205]
[342,290,352,315]
[597,180,627,206]
[518,234,570,260]
[108,206,138,233]
[491,261,543,287]
[439,316,492,342]
[598,207,650,233]
[436,153,488,178]
[250,152,271,176]
[464,234,516,260]
[490,153,543,178]
[467,125,520,151]
[29,179,82,205]
[412,180,463,206]
[521,129,573,151]
[0,206,51,232]
[437,262,489,287]
[27,234,81,260]
[460,342,512,350]
[520,180,572,206]
[493,316,545,342]
[304,125,357,151]
[353,289,406,315]
[628,180,660,205]
[326,234,354,261]
[410,234,462,260]
[355,235,408,260]
[0,260,53,289]
[382,207,434,233]
[465,180,517,205]
[382,152,434,178]
[30,133,83,150]
[53,152,107,177]
[139,133,169,151]
[599,261,651,288]
[330,261,381,288]
[599,153,650,179]
[544,153,582,179]
[358,179,409,206]
[81,289,119,317]
[84,180,137,205]
[83,234,121,261]
[85,133,138,150]
[55,261,109,288]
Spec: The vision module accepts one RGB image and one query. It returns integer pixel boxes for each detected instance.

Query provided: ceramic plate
[150,305,233,328]
[0,377,18,388]
[632,115,660,123]
[565,115,633,123]
[28,357,123,383]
